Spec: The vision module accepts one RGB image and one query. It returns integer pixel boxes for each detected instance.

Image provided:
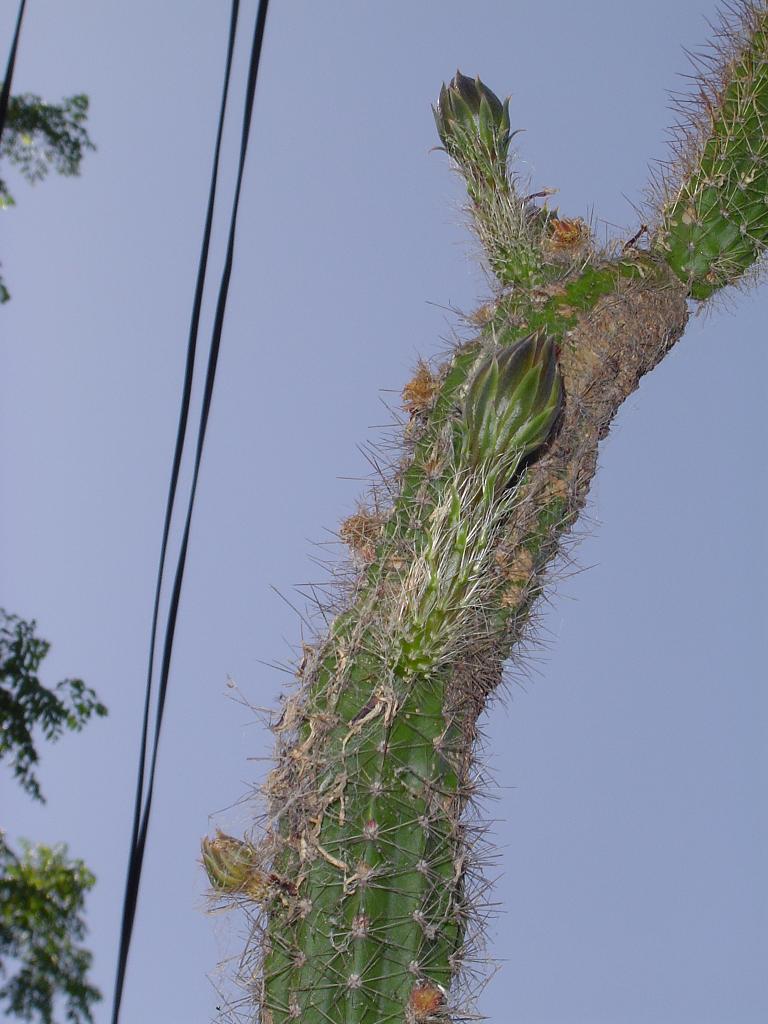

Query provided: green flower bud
[462,330,562,468]
[201,830,267,898]
[433,70,512,168]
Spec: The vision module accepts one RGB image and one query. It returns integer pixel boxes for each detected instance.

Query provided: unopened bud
[462,330,562,468]
[201,830,268,899]
[433,71,512,169]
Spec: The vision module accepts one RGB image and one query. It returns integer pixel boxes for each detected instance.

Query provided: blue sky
[2,2,766,1022]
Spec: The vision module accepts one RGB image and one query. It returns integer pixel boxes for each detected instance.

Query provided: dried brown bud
[402,360,439,416]
[546,216,590,252]
[340,511,382,562]
[408,981,446,1021]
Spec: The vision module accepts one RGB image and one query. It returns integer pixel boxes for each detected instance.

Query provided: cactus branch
[205,3,767,1021]
[652,0,768,296]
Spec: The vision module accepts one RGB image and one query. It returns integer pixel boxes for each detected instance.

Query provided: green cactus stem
[237,268,689,1024]
[433,71,547,288]
[653,2,768,297]
[205,5,767,1021]
[434,71,596,290]
[256,330,563,1023]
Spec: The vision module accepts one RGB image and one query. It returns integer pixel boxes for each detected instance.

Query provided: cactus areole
[204,5,767,1021]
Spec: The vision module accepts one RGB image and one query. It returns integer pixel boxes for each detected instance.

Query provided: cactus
[652,2,768,297]
[204,3,767,1021]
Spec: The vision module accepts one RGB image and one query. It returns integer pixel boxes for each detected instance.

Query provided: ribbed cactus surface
[654,3,768,297]
[257,332,562,1023]
[204,5,767,1021]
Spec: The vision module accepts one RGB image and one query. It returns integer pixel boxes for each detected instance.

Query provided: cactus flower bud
[201,830,268,899]
[462,330,562,468]
[433,71,512,169]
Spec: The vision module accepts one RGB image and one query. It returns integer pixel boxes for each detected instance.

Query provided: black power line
[110,1,241,1015]
[111,2,271,1020]
[0,0,28,143]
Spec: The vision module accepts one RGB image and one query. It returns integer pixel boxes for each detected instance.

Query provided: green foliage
[0,609,107,803]
[0,835,99,1024]
[1,79,101,1024]
[1,611,105,1022]
[0,92,94,191]
[0,89,95,302]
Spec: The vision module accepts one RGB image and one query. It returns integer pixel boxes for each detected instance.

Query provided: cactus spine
[204,4,767,1021]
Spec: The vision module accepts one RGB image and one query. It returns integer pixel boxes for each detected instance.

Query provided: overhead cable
[0,0,28,143]
[111,2,271,1019]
